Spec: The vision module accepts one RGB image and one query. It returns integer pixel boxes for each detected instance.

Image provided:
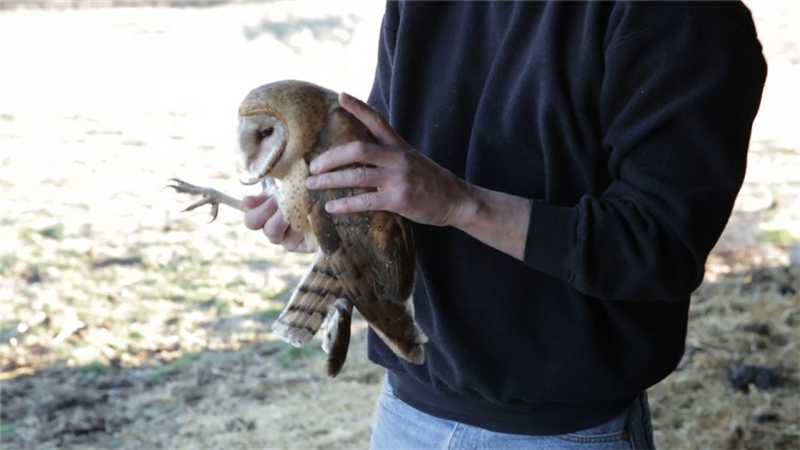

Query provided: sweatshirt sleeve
[523,3,767,301]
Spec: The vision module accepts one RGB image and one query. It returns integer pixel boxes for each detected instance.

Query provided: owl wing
[306,104,426,364]
[309,104,416,302]
[308,198,427,365]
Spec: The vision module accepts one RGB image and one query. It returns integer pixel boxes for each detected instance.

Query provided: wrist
[447,182,483,230]
[445,184,531,261]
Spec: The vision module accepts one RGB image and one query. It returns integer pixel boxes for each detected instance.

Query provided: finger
[243,196,279,230]
[264,211,291,244]
[306,167,383,190]
[242,192,269,209]
[339,92,399,145]
[281,230,306,252]
[325,191,391,215]
[309,141,392,174]
[296,241,317,253]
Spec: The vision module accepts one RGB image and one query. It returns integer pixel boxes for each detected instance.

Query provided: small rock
[769,334,788,346]
[172,386,203,405]
[224,417,256,432]
[753,368,782,390]
[728,365,782,392]
[739,323,770,336]
[754,413,780,424]
[24,267,42,284]
[777,283,796,296]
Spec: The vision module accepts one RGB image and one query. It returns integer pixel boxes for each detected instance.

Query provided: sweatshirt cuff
[523,199,581,281]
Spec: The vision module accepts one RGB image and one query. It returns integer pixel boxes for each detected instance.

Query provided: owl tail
[366,295,428,365]
[321,298,353,378]
[271,252,341,346]
[328,251,428,365]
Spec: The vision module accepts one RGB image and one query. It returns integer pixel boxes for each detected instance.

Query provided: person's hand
[305,92,476,228]
[243,192,316,253]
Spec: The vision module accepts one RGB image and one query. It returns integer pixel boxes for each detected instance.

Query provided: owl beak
[239,175,264,186]
[239,162,267,186]
[240,143,285,186]
[236,145,269,185]
[239,156,277,186]
[245,154,261,174]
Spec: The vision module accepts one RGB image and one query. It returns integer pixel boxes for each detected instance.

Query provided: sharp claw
[181,202,198,212]
[181,197,216,213]
[166,184,186,194]
[165,178,204,195]
[209,204,220,223]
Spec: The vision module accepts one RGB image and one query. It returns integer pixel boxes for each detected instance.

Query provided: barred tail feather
[271,252,341,346]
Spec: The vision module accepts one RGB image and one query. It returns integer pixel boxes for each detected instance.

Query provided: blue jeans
[370,377,655,450]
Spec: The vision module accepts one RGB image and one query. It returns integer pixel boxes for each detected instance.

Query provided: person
[244,2,767,448]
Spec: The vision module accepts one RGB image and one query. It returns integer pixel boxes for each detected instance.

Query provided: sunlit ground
[0,1,798,448]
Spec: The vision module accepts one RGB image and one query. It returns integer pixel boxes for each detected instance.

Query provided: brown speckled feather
[307,102,417,303]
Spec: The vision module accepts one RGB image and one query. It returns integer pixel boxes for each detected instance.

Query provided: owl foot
[166,178,245,222]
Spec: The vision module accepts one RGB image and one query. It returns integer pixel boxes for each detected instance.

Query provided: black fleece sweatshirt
[366,1,766,435]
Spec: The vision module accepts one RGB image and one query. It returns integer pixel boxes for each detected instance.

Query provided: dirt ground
[0,1,798,449]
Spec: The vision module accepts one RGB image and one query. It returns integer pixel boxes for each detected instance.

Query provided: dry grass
[0,1,798,449]
[650,266,799,448]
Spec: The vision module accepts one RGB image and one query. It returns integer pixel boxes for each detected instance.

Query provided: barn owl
[169,80,427,377]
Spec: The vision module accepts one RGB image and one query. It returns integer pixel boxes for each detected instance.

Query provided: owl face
[237,114,287,185]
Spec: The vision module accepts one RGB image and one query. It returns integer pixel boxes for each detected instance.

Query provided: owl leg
[322,298,353,378]
[166,178,245,222]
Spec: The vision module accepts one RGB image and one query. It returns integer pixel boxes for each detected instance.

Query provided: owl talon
[166,178,246,222]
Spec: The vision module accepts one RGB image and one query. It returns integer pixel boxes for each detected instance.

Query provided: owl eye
[259,127,274,139]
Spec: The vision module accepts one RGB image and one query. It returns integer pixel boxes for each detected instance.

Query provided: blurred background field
[0,1,797,449]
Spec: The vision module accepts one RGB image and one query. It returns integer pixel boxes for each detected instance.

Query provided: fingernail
[340,92,352,103]
[325,201,339,213]
[306,176,317,188]
[309,161,319,173]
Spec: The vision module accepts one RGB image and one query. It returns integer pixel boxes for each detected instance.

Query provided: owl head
[237,80,335,184]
